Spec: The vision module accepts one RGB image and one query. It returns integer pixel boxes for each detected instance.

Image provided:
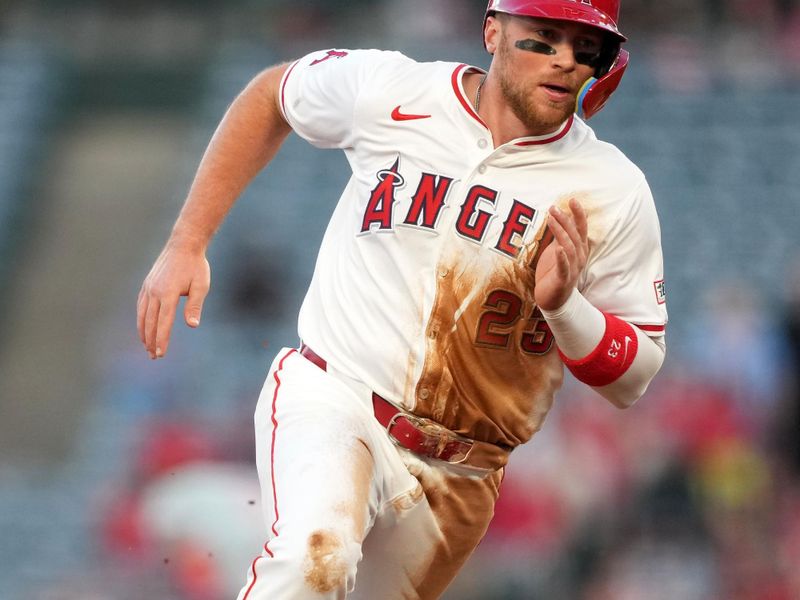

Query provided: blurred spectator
[775,256,800,475]
[779,7,800,79]
[649,34,712,93]
[582,533,718,600]
[99,419,262,600]
[137,461,264,600]
[683,280,788,437]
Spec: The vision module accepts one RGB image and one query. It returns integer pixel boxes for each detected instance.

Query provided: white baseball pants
[236,348,503,600]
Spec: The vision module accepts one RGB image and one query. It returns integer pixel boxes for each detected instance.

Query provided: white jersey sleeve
[279,48,410,149]
[580,177,668,336]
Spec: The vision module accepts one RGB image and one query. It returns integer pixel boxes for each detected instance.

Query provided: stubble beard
[496,36,574,134]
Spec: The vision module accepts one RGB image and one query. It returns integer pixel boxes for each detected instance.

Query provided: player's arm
[541,288,665,408]
[137,63,292,359]
[535,199,665,408]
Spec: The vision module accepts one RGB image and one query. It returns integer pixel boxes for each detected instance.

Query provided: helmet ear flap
[576,49,629,120]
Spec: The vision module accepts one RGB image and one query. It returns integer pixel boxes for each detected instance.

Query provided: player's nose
[548,42,578,70]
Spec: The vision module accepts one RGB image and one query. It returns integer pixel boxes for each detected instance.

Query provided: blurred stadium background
[1,0,800,598]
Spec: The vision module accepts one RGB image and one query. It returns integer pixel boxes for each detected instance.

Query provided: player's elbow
[598,334,665,408]
[596,352,665,409]
[596,379,649,409]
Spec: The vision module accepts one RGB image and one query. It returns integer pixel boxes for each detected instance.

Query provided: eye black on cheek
[515,39,556,55]
[575,52,601,67]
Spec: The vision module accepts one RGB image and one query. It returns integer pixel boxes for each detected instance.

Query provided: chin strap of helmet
[576,49,629,120]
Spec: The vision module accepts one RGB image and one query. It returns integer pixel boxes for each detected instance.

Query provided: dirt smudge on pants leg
[391,481,424,515]
[333,439,374,540]
[304,440,372,594]
[410,466,504,600]
[304,529,346,594]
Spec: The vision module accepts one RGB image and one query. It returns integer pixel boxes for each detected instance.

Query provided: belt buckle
[386,411,473,465]
[385,411,417,446]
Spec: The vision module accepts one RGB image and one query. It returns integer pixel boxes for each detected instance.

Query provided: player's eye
[576,37,602,53]
[575,51,602,67]
[534,29,558,42]
[574,37,603,67]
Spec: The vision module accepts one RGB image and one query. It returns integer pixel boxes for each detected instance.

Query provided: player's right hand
[137,244,211,359]
[534,198,589,312]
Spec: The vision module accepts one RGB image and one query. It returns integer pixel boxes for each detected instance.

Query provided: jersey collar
[451,63,487,128]
[514,116,574,146]
[451,64,575,148]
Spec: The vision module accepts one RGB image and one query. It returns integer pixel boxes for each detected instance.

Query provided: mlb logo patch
[654,280,666,304]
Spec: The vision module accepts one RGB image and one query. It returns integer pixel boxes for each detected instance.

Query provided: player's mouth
[541,83,572,103]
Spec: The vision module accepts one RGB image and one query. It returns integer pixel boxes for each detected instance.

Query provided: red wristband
[558,313,638,387]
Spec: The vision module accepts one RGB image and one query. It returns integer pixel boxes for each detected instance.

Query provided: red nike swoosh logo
[391,106,431,121]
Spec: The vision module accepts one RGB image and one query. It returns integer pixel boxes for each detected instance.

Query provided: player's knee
[278,527,361,596]
[303,529,360,594]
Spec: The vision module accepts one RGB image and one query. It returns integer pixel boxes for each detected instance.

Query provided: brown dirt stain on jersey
[407,465,504,600]
[414,217,565,447]
[554,192,606,257]
[304,529,347,594]
[402,279,428,408]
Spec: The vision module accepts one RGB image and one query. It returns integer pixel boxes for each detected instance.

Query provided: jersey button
[419,388,430,400]
[477,164,487,174]
[477,138,488,149]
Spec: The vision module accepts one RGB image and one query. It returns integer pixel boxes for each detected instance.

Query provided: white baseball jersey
[279,48,667,449]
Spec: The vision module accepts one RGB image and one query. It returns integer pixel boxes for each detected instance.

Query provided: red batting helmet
[483,0,629,119]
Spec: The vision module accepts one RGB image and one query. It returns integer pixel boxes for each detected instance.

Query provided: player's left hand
[534,198,589,311]
[137,243,211,360]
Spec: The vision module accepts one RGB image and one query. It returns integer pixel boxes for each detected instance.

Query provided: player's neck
[474,76,567,146]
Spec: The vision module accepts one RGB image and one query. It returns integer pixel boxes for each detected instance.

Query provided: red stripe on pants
[242,349,296,600]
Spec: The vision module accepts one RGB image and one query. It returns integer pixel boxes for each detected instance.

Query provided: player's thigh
[351,456,503,600]
[349,477,435,600]
[254,348,377,543]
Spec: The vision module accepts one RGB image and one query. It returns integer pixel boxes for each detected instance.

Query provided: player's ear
[484,15,502,55]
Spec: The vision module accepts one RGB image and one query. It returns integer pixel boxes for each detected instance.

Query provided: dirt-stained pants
[236,348,502,600]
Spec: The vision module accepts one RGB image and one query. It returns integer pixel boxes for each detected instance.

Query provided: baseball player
[137,0,668,598]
